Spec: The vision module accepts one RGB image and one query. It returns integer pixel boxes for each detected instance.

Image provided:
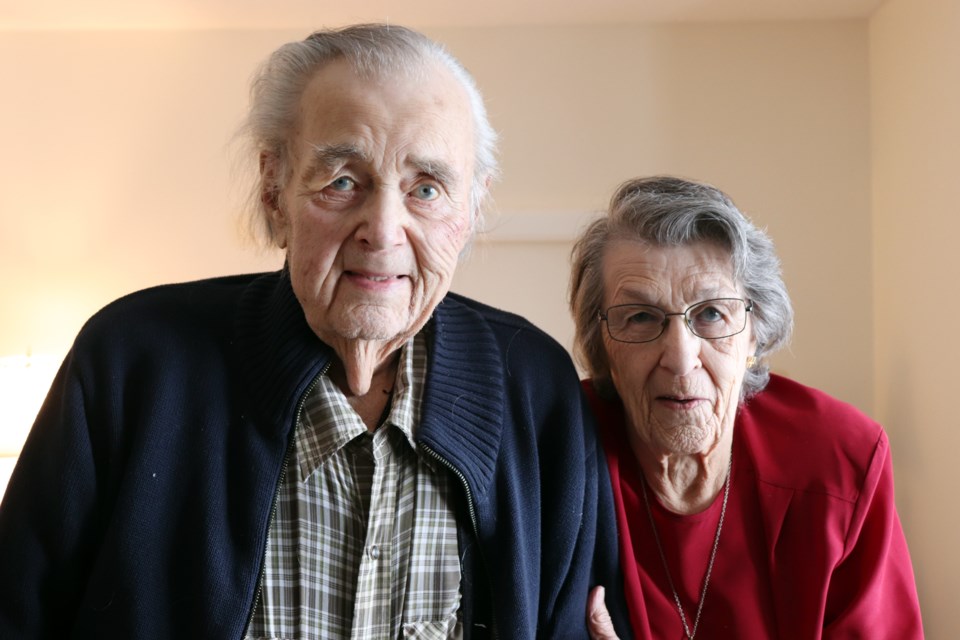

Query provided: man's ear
[259,151,288,249]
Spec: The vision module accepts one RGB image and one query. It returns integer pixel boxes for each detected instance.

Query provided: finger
[587,585,621,640]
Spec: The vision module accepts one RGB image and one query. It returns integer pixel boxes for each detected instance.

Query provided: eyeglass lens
[605,298,748,343]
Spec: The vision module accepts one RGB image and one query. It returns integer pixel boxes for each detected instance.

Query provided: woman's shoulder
[741,374,879,434]
[737,374,886,502]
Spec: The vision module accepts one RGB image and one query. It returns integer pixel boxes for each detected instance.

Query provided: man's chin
[331,311,412,343]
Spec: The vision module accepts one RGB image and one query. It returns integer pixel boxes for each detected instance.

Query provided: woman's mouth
[658,395,703,409]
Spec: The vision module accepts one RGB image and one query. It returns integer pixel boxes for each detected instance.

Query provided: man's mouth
[346,270,406,281]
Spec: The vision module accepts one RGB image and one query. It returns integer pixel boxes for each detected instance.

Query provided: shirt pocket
[401,616,462,639]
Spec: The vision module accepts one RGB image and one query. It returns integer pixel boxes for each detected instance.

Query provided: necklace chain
[640,454,732,640]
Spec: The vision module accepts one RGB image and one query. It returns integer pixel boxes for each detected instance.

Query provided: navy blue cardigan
[0,271,629,639]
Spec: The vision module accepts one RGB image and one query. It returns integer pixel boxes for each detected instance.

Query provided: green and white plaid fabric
[247,334,462,640]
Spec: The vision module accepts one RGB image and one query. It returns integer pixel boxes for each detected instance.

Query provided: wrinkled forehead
[600,238,741,301]
[301,57,470,117]
[293,57,475,153]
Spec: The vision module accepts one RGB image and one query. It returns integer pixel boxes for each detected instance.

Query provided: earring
[746,355,758,369]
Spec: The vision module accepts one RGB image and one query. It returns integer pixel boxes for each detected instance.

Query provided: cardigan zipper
[421,443,499,640]
[241,364,329,639]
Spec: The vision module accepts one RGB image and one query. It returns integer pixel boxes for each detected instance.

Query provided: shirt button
[368,545,380,559]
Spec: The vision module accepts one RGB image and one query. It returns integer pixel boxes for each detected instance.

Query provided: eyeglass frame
[597,297,754,344]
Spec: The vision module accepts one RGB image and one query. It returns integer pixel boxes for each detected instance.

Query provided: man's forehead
[300,57,466,112]
[291,59,475,176]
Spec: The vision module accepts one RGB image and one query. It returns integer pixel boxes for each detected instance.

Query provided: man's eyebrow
[303,143,368,183]
[408,155,461,189]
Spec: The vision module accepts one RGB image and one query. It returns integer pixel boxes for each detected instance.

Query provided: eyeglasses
[599,298,753,344]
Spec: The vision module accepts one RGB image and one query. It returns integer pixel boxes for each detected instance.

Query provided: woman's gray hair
[570,176,793,400]
[239,24,499,245]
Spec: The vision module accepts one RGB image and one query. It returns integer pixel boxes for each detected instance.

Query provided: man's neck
[328,341,403,431]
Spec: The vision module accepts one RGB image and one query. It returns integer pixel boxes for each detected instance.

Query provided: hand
[587,585,621,640]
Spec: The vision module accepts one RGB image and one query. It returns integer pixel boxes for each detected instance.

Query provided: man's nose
[355,191,406,250]
[657,316,702,375]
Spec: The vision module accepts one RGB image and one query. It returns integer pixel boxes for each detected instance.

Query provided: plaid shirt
[246,334,462,639]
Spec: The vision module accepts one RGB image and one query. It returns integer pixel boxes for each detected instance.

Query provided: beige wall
[871,0,960,635]
[3,15,949,633]
[0,31,288,358]
[439,24,873,416]
[0,23,873,411]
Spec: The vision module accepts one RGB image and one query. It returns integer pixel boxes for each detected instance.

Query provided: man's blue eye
[330,176,355,191]
[413,184,440,200]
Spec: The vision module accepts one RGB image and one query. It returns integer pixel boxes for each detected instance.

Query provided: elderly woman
[576,177,923,639]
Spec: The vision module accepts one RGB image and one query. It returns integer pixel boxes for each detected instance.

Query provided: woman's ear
[260,151,288,249]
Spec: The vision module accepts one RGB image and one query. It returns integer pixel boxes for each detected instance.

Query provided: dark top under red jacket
[585,374,923,639]
[0,270,630,639]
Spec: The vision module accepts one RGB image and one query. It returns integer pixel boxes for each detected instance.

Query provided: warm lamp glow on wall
[0,354,61,500]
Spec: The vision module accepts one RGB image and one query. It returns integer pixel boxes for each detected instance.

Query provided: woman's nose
[657,316,702,375]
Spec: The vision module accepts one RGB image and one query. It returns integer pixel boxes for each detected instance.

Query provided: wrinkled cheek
[409,261,464,320]
[412,255,459,310]
[420,221,470,279]
[290,248,332,296]
[438,219,471,263]
[713,380,740,434]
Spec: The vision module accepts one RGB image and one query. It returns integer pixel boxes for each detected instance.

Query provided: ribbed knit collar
[233,270,505,503]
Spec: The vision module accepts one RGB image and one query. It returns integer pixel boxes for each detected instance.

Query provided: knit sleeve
[532,374,632,639]
[0,350,103,637]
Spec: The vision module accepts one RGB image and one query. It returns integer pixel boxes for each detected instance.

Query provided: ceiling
[2,0,888,30]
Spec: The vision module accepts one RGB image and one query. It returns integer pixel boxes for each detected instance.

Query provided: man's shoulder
[90,273,264,321]
[427,292,582,409]
[76,272,273,353]
[438,292,568,356]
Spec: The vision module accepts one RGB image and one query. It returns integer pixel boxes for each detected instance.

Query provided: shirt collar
[296,333,427,482]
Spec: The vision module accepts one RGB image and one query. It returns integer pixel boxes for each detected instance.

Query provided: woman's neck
[630,431,734,515]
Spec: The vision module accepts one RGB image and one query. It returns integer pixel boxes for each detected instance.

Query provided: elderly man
[0,25,629,639]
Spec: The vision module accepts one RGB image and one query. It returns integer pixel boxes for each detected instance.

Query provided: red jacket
[586,373,923,639]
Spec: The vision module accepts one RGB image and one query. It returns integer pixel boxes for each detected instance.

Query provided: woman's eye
[412,184,440,201]
[329,176,356,191]
[627,311,658,325]
[695,306,724,323]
